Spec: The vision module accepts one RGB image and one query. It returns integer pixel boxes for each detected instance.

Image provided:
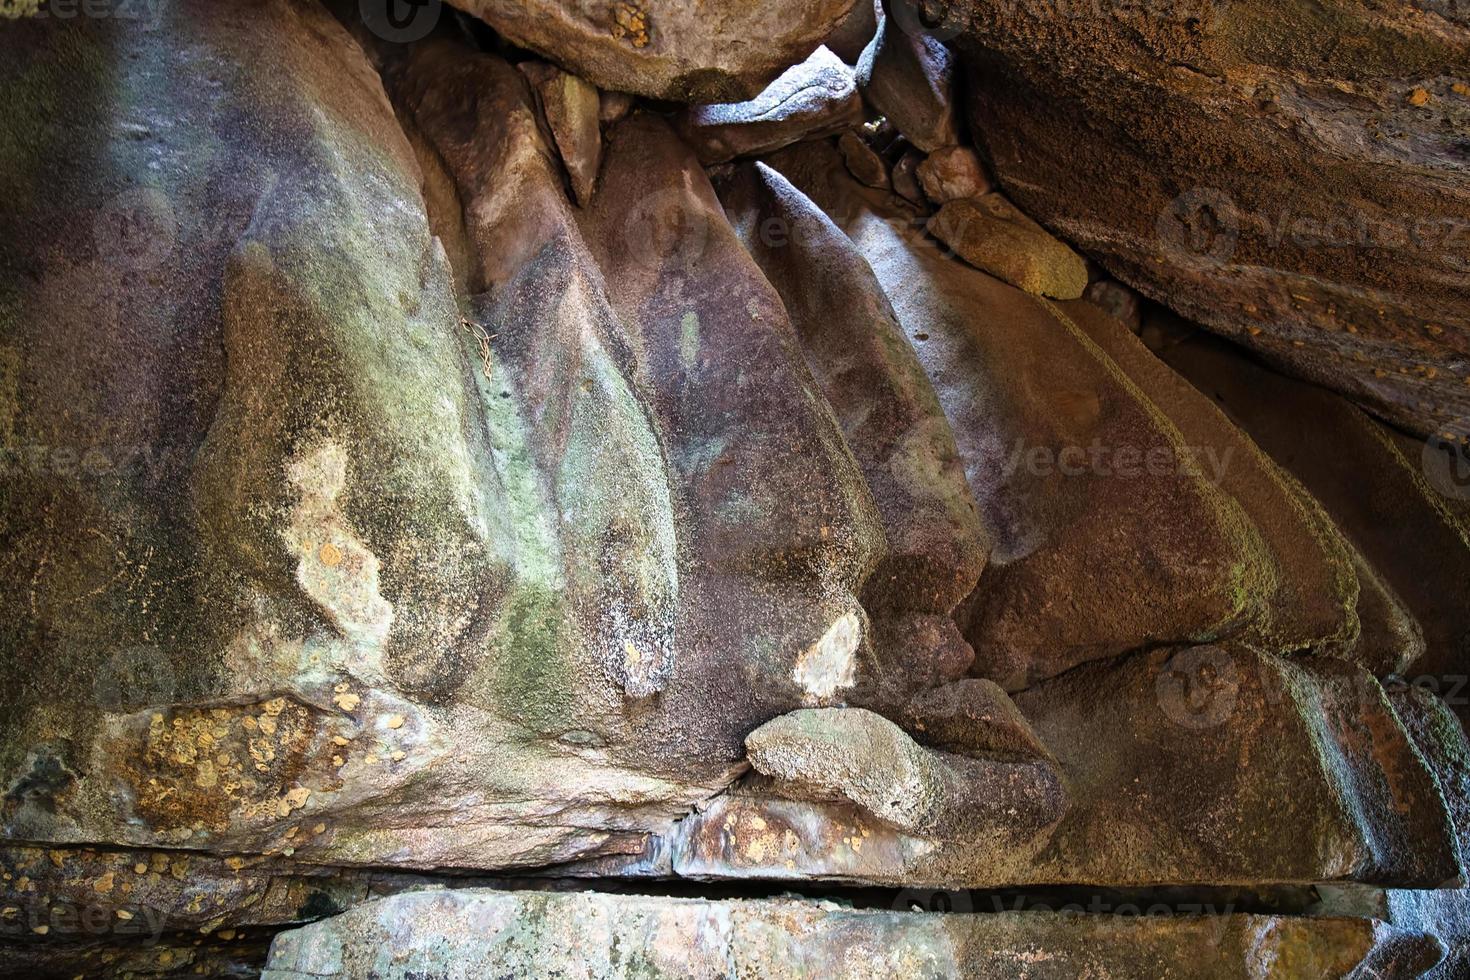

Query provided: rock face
[1163,336,1470,719]
[677,46,866,164]
[262,888,1388,979]
[950,0,1470,438]
[914,145,989,203]
[4,0,1470,974]
[857,4,961,152]
[519,61,603,206]
[454,0,859,102]
[928,195,1087,298]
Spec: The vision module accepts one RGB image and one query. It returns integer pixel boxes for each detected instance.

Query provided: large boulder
[950,0,1470,438]
[676,46,866,164]
[451,0,859,102]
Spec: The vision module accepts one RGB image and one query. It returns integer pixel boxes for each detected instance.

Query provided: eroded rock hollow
[0,0,1468,976]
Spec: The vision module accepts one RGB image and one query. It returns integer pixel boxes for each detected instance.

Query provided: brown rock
[1060,299,1361,661]
[824,0,881,63]
[1017,647,1463,888]
[914,145,989,203]
[950,0,1470,437]
[716,162,984,610]
[767,142,1273,690]
[838,130,891,189]
[891,148,927,205]
[745,707,1065,843]
[677,46,866,164]
[454,0,860,102]
[1163,335,1470,722]
[598,88,635,124]
[856,6,961,152]
[928,194,1088,298]
[519,61,602,206]
[903,678,1052,761]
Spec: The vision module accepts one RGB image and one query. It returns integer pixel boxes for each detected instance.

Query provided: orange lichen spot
[1409,87,1431,106]
[611,2,650,47]
[318,541,343,567]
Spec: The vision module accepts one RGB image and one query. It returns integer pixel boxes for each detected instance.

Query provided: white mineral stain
[792,611,862,700]
[281,440,394,644]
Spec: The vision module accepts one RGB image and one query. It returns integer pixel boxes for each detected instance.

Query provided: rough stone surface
[454,0,860,102]
[716,160,986,701]
[914,145,989,203]
[824,0,881,64]
[5,1,1470,971]
[520,60,603,206]
[745,707,1064,843]
[677,46,866,164]
[951,0,1470,437]
[928,194,1088,299]
[857,6,961,152]
[838,130,890,189]
[768,140,1275,690]
[1164,335,1470,718]
[891,148,926,205]
[263,888,1385,979]
[1060,299,1362,661]
[1017,646,1463,888]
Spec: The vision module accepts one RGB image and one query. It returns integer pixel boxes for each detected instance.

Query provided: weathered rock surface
[768,142,1272,689]
[1059,300,1361,661]
[928,194,1088,299]
[519,60,603,206]
[716,160,986,699]
[263,888,1388,979]
[857,4,960,152]
[5,0,1470,972]
[1017,646,1464,888]
[677,46,866,164]
[838,130,890,189]
[951,0,1470,437]
[824,0,881,64]
[1164,336,1470,716]
[914,145,989,203]
[891,148,926,205]
[453,0,859,102]
[745,707,1064,843]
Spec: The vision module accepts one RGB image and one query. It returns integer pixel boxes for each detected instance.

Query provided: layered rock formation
[1,0,1468,976]
[946,0,1470,439]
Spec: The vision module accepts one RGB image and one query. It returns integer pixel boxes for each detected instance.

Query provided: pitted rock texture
[950,0,1470,438]
[452,0,860,102]
[3,0,1470,974]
